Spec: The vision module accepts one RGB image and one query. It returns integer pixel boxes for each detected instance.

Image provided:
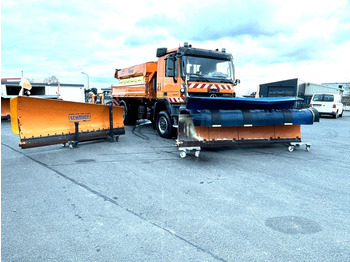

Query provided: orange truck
[111,43,319,157]
[112,42,239,137]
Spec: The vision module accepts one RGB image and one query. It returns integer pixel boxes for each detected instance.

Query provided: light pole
[81,72,89,90]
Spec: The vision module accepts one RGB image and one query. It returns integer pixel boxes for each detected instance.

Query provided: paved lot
[1,112,350,262]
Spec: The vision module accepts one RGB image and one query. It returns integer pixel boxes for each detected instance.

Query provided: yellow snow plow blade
[10,96,125,149]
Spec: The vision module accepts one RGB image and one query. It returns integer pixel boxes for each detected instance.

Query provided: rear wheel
[156,111,174,138]
[120,100,138,125]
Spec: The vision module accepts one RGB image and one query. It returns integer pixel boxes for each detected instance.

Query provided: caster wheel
[69,144,74,149]
[306,145,311,152]
[288,145,295,152]
[180,151,186,158]
[194,150,200,158]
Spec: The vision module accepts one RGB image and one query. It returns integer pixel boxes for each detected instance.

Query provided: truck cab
[156,43,237,100]
[310,93,343,118]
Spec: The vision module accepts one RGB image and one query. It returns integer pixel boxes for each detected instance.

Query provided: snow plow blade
[177,96,319,155]
[10,96,125,149]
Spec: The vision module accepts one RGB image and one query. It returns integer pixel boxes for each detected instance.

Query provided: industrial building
[1,78,85,119]
[1,78,85,102]
[259,78,344,109]
[322,82,350,96]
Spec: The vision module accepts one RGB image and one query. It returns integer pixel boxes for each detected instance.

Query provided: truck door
[157,54,181,100]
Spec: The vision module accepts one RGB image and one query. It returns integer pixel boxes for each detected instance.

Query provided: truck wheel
[120,100,137,125]
[156,111,174,138]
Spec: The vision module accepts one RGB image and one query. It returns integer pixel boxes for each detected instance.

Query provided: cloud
[134,0,282,42]
[1,0,350,91]
[124,32,167,47]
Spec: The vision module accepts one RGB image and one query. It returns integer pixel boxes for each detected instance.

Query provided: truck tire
[156,111,174,138]
[120,100,137,125]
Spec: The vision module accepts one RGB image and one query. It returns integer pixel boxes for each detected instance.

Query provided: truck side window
[165,56,178,78]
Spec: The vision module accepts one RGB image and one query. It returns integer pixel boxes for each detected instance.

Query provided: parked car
[310,93,343,118]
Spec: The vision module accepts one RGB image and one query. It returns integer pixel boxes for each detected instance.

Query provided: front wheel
[156,111,175,138]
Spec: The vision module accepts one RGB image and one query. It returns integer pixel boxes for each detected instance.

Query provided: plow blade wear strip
[189,108,319,127]
[186,96,303,110]
[10,96,125,149]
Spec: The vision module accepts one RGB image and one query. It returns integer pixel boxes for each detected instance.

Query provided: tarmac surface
[1,112,350,262]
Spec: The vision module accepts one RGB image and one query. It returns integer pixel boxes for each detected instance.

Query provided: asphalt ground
[1,112,350,262]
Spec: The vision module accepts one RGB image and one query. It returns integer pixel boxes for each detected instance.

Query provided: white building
[1,79,85,102]
[322,82,350,96]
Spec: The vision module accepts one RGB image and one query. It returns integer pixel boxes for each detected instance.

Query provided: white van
[310,93,343,118]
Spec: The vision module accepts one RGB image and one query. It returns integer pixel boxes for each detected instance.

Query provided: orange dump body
[112,62,157,100]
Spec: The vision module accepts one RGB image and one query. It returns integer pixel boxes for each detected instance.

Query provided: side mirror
[156,48,167,57]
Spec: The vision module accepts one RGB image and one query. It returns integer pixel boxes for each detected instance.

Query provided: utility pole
[81,72,89,90]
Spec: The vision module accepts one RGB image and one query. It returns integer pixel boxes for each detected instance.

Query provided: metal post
[74,121,79,146]
[81,72,89,90]
[108,103,115,142]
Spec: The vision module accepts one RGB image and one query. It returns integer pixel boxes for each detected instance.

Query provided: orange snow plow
[10,96,125,149]
[176,96,319,157]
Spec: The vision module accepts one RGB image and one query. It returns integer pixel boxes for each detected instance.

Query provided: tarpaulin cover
[115,62,157,79]
[186,96,303,110]
[189,108,318,127]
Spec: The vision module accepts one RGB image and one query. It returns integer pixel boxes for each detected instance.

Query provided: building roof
[1,79,84,88]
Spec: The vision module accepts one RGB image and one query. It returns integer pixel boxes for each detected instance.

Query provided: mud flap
[10,96,125,149]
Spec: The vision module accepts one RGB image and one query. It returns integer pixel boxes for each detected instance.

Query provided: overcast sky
[2,0,350,94]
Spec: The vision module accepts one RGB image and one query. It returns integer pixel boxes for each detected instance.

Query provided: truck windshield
[182,56,234,83]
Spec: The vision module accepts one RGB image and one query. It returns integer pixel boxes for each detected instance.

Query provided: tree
[44,75,59,84]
